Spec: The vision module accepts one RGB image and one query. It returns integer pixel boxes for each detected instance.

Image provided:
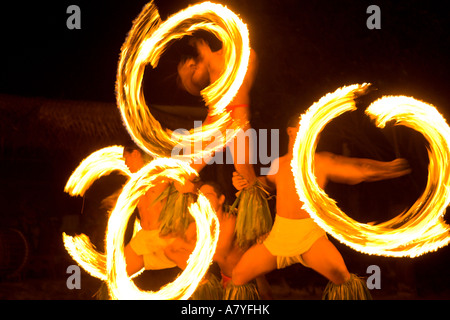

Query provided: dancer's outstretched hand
[386,158,412,179]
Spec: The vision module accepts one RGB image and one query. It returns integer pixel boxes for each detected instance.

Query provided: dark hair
[123,139,153,162]
[172,30,222,66]
[200,180,228,212]
[170,36,199,66]
[192,30,222,51]
[287,112,302,128]
[123,139,141,154]
[200,180,225,198]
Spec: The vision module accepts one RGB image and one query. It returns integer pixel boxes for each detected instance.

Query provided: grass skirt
[230,180,273,250]
[223,281,260,300]
[322,274,372,300]
[157,183,195,238]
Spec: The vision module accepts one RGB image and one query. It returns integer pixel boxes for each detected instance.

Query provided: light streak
[63,233,107,281]
[116,1,250,162]
[292,83,450,257]
[105,158,219,300]
[63,146,130,281]
[63,149,220,299]
[63,1,249,298]
[64,146,131,197]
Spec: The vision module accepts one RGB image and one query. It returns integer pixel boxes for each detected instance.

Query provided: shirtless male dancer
[177,33,258,184]
[124,32,259,279]
[122,143,196,276]
[177,34,275,254]
[230,115,412,299]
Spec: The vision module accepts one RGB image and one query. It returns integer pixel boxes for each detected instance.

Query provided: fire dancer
[177,32,272,251]
[122,143,176,275]
[229,115,412,299]
[202,181,272,299]
[122,142,196,275]
[176,32,258,184]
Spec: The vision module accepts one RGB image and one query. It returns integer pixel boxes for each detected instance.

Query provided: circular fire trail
[292,83,450,257]
[116,0,250,162]
[63,148,220,299]
[63,0,252,299]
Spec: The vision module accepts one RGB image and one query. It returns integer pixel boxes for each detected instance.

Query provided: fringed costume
[322,273,372,300]
[262,215,372,300]
[230,180,273,250]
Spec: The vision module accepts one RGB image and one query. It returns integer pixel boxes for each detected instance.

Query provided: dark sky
[1,0,449,120]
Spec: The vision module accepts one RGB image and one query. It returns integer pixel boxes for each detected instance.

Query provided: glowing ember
[292,83,450,257]
[116,0,250,161]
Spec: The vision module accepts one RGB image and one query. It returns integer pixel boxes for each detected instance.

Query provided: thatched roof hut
[0,94,208,160]
[0,94,125,158]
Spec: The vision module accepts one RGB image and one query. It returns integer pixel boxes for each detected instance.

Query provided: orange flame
[104,158,219,299]
[116,1,250,161]
[63,0,250,299]
[292,84,450,257]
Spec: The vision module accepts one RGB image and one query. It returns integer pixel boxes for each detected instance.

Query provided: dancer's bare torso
[137,182,169,231]
[265,153,329,220]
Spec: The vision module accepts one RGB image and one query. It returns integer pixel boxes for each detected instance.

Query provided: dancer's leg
[301,236,350,285]
[301,236,372,299]
[231,243,277,286]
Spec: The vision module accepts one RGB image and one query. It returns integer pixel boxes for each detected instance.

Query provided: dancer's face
[199,184,225,212]
[177,57,210,96]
